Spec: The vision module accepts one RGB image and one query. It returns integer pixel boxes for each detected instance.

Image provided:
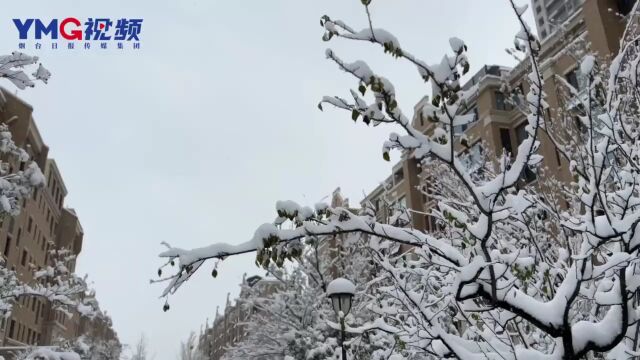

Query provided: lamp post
[327,278,356,360]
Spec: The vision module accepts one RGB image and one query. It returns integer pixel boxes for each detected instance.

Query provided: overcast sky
[0,1,534,359]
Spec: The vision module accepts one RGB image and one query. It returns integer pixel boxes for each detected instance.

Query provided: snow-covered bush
[0,248,99,318]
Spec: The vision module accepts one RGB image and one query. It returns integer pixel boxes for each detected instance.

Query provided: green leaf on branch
[352,109,360,121]
[463,62,470,75]
[383,152,390,161]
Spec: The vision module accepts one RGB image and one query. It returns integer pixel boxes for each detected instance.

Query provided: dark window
[495,92,513,111]
[8,320,15,338]
[541,29,547,39]
[393,169,404,184]
[27,217,33,233]
[3,236,11,257]
[618,0,636,15]
[499,128,513,155]
[565,69,580,90]
[21,250,27,267]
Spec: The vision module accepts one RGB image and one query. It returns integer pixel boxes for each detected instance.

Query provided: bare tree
[177,332,202,360]
[130,335,149,360]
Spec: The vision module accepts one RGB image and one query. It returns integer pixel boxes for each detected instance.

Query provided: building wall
[198,276,280,360]
[0,89,118,349]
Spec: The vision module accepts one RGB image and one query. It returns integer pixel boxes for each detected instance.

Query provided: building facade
[198,275,280,360]
[0,88,119,350]
[531,0,585,40]
[362,0,632,232]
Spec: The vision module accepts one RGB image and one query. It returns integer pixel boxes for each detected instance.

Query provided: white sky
[0,1,534,359]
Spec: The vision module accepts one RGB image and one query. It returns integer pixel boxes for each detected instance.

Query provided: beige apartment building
[363,0,632,231]
[0,88,119,351]
[198,275,281,360]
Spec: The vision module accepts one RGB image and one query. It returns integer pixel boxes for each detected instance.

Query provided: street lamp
[327,278,356,360]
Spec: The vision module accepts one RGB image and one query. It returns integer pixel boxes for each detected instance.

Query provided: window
[21,250,27,267]
[27,217,33,233]
[618,0,636,15]
[499,128,513,155]
[565,68,584,91]
[8,319,15,338]
[397,196,407,208]
[538,17,545,26]
[393,168,404,185]
[513,83,525,106]
[495,92,513,111]
[541,29,547,39]
[16,228,21,248]
[4,236,11,257]
[454,123,468,135]
[454,107,477,135]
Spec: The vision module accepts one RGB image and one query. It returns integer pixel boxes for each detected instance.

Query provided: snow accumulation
[26,349,80,360]
[580,55,595,75]
[449,37,465,53]
[327,277,356,295]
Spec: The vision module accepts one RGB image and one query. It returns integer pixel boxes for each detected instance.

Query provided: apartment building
[362,0,632,231]
[0,88,119,350]
[198,275,281,360]
[531,0,585,40]
[532,0,637,40]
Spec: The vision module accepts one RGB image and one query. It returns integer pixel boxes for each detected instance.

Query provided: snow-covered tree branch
[155,1,640,358]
